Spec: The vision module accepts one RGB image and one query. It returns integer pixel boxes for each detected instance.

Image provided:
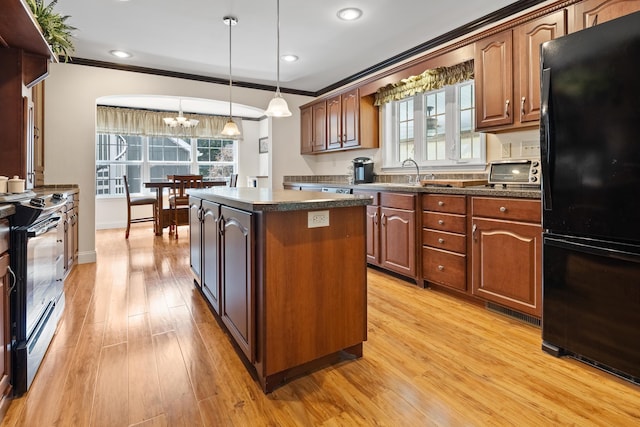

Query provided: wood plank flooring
[2,223,639,426]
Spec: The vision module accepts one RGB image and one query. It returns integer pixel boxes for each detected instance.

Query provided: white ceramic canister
[0,176,8,194]
[8,175,25,193]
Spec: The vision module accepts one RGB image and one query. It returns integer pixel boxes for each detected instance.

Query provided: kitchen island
[187,188,372,392]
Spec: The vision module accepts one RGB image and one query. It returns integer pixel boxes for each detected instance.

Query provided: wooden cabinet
[220,206,254,362]
[422,194,468,292]
[514,10,567,123]
[32,81,45,187]
[189,197,202,285]
[300,87,378,154]
[359,191,417,280]
[0,220,12,419]
[572,0,640,31]
[300,101,327,154]
[471,197,542,317]
[64,193,79,276]
[475,30,514,129]
[476,10,566,130]
[201,200,221,313]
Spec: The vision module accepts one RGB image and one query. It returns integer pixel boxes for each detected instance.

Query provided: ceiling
[55,0,528,116]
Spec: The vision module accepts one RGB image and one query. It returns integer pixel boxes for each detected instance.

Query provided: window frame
[95,133,237,198]
[381,80,486,173]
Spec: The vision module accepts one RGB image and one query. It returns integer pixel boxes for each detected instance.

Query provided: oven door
[24,215,64,338]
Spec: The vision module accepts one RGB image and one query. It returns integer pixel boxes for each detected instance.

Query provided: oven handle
[27,216,61,238]
[7,266,16,295]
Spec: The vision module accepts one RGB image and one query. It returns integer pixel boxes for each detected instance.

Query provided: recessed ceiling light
[281,54,298,62]
[337,8,363,21]
[110,50,132,58]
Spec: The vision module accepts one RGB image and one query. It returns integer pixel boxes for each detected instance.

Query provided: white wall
[43,63,538,262]
[44,63,313,262]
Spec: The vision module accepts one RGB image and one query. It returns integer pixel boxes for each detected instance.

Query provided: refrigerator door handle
[545,235,640,264]
[541,67,553,211]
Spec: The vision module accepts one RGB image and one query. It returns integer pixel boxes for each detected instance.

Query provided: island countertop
[188,187,373,212]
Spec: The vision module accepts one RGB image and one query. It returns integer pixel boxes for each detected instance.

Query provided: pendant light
[264,0,292,117]
[221,16,241,137]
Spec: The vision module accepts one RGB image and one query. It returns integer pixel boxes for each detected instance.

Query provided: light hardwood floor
[2,223,639,426]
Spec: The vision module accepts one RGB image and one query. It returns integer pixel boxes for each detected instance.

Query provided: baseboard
[78,250,97,264]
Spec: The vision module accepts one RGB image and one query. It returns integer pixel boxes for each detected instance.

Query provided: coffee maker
[352,157,374,183]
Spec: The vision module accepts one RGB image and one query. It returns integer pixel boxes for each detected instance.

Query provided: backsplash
[283,173,487,185]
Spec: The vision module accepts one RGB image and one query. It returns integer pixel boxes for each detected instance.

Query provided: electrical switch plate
[501,143,511,158]
[308,210,330,228]
[520,140,540,157]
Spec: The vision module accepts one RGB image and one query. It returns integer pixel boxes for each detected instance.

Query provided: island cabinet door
[201,200,221,314]
[189,197,202,285]
[220,206,254,362]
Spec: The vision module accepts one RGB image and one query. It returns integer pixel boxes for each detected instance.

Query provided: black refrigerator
[540,11,640,384]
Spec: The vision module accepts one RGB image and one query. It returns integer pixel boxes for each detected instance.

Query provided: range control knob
[531,168,538,175]
[532,161,540,167]
[530,176,538,182]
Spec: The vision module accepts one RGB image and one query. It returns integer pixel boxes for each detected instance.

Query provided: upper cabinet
[572,0,640,30]
[475,10,567,131]
[300,88,378,154]
[475,30,514,129]
[514,10,567,124]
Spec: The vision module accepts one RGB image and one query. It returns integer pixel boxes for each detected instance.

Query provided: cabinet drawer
[423,212,466,234]
[380,192,415,210]
[423,247,466,291]
[422,194,466,214]
[422,229,466,254]
[472,197,541,222]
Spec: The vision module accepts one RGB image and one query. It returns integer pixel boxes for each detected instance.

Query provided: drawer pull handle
[499,206,507,213]
[438,238,445,244]
[438,201,444,206]
[438,265,444,271]
[438,219,444,225]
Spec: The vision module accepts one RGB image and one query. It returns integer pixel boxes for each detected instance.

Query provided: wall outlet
[520,140,540,157]
[501,143,511,158]
[308,210,330,228]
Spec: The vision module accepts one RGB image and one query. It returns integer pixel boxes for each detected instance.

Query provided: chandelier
[163,99,199,129]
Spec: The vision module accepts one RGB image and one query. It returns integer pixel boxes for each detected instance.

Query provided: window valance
[374,59,474,106]
[96,106,243,139]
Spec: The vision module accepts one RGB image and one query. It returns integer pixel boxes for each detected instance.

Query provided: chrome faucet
[402,158,420,185]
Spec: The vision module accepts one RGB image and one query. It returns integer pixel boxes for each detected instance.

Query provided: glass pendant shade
[265,92,292,117]
[264,0,291,118]
[221,118,241,137]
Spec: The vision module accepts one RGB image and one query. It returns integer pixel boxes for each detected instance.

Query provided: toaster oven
[488,159,540,186]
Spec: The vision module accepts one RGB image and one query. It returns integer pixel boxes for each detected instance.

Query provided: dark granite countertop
[286,182,541,200]
[0,185,79,219]
[0,204,15,220]
[188,187,373,212]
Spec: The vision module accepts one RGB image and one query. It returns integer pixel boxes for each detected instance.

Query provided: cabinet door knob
[521,96,526,116]
[438,238,445,244]
[438,201,444,206]
[505,99,510,117]
[438,219,444,225]
[499,206,507,213]
[438,265,444,271]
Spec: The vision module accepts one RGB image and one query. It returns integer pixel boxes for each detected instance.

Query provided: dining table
[144,179,227,235]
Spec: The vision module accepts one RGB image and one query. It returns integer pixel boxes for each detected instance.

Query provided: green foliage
[26,0,76,60]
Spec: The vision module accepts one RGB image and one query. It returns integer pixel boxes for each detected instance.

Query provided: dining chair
[168,174,203,238]
[229,173,238,188]
[123,174,157,239]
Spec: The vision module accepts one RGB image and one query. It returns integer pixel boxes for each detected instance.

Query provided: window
[96,134,237,196]
[381,80,485,170]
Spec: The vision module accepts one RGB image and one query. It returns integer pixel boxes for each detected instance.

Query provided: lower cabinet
[189,198,202,285]
[422,194,468,291]
[471,197,542,317]
[0,221,12,419]
[358,191,417,281]
[201,200,221,314]
[219,206,254,362]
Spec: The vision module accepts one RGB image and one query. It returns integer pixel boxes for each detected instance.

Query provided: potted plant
[26,0,75,60]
